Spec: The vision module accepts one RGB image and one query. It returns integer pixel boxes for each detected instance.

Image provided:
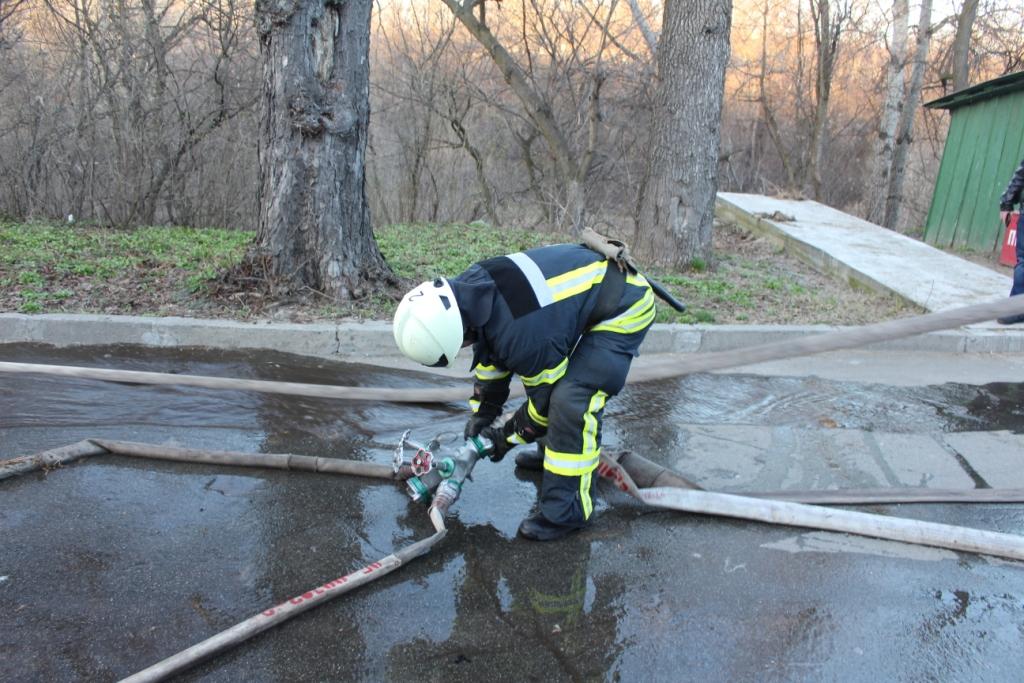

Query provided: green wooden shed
[923,71,1024,251]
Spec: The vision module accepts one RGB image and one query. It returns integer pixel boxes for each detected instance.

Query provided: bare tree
[970,2,1024,76]
[804,0,850,200]
[3,0,1015,257]
[637,0,731,267]
[0,0,259,226]
[624,0,658,56]
[755,0,797,189]
[372,10,453,224]
[0,0,27,45]
[867,0,908,224]
[435,0,612,234]
[951,0,979,90]
[883,0,934,229]
[252,0,392,298]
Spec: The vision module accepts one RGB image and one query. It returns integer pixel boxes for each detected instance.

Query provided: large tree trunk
[638,0,731,269]
[254,0,392,299]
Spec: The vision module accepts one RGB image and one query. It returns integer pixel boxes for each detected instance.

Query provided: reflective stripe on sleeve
[474,364,511,381]
[521,357,568,387]
[590,285,656,334]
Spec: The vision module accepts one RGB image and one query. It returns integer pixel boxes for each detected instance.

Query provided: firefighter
[392,243,655,540]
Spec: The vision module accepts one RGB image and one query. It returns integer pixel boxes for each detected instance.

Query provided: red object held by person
[1000,213,1019,267]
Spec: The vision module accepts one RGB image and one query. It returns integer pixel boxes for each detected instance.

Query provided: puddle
[612,372,1024,435]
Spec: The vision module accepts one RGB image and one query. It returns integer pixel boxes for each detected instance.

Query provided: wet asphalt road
[1,343,1023,682]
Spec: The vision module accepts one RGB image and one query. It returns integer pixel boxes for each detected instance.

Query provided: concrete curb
[3,314,1024,367]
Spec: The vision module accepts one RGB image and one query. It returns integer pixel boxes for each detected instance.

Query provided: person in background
[998,158,1024,325]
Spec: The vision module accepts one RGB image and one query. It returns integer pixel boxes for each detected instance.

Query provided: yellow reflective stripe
[543,449,600,475]
[546,261,607,302]
[521,357,568,387]
[619,287,655,321]
[508,433,528,445]
[620,304,657,332]
[545,450,597,462]
[543,388,607,475]
[626,273,649,287]
[582,390,608,457]
[474,364,511,381]
[528,568,586,615]
[592,303,655,334]
[527,398,549,427]
[590,287,656,334]
[546,260,606,287]
[469,398,481,413]
[580,470,593,519]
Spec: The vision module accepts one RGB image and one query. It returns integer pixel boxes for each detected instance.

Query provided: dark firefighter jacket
[448,243,654,467]
[1001,158,1024,211]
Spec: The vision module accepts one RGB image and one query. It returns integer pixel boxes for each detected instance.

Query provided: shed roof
[924,71,1024,111]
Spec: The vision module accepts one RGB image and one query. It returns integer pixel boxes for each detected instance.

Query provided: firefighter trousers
[538,329,648,527]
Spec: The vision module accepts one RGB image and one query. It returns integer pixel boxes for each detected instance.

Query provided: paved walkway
[717,192,1014,327]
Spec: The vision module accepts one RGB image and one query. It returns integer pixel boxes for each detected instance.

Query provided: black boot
[514,445,545,471]
[517,512,583,541]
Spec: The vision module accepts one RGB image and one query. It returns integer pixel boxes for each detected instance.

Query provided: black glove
[464,412,497,440]
[479,426,511,462]
[464,381,508,439]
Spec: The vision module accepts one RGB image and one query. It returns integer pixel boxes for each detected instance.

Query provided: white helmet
[393,278,464,367]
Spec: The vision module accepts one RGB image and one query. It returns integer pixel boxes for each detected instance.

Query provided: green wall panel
[925,90,1024,251]
[957,99,1000,249]
[925,114,967,246]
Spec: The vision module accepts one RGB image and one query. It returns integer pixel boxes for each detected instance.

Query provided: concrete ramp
[716,193,1011,319]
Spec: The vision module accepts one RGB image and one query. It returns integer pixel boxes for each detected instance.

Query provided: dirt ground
[952,248,1011,276]
[683,221,922,325]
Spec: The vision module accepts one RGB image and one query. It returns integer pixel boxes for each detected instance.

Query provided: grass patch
[374,222,557,282]
[0,222,251,314]
[0,219,915,325]
[0,223,250,276]
[649,271,755,323]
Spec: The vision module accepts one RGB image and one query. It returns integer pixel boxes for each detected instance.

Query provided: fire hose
[116,433,492,683]
[1,296,1023,404]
